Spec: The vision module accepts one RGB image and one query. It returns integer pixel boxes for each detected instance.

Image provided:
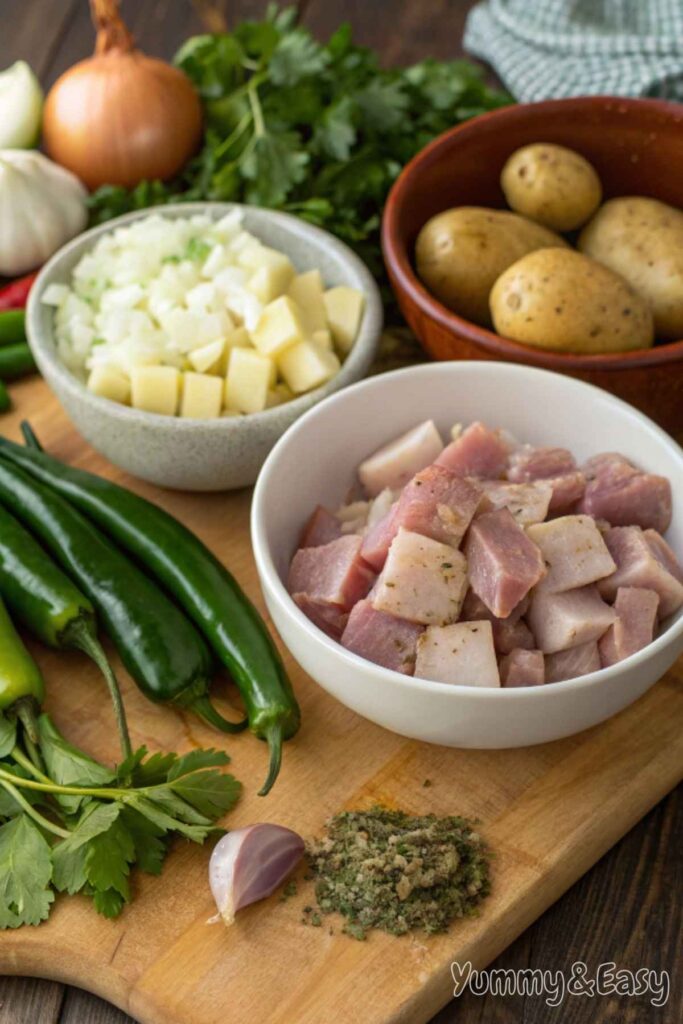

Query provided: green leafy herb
[88,6,510,312]
[0,716,241,927]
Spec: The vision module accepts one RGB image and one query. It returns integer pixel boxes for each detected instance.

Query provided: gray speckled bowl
[27,203,382,491]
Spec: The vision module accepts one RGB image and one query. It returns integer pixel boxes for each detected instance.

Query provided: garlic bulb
[0,61,44,149]
[0,150,88,276]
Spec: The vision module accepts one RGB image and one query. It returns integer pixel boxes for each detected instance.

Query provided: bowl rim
[381,95,683,371]
[252,360,683,701]
[27,201,383,431]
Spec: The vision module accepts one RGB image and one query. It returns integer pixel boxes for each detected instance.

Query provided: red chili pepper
[0,273,39,312]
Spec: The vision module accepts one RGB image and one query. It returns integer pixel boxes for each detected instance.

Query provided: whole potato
[490,248,654,354]
[501,143,602,232]
[578,196,683,339]
[415,206,567,326]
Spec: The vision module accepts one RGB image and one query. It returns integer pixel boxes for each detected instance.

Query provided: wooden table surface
[0,2,680,1022]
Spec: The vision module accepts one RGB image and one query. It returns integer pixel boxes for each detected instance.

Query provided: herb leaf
[0,816,54,927]
[0,714,16,759]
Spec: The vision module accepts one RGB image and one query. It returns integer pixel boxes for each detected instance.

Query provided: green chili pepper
[0,382,10,414]
[8,427,300,795]
[0,501,131,759]
[0,454,246,735]
[0,593,44,724]
[0,310,26,346]
[0,343,36,380]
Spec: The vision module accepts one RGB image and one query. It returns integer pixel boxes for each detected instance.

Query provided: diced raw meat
[341,599,424,674]
[527,515,616,593]
[464,508,545,618]
[293,594,348,640]
[599,587,660,668]
[361,505,398,572]
[500,648,545,687]
[436,421,510,479]
[598,526,683,618]
[545,641,601,682]
[528,585,616,653]
[478,480,552,526]
[508,445,577,482]
[372,529,468,626]
[506,445,585,512]
[360,465,481,572]
[358,419,444,497]
[644,529,683,584]
[578,453,672,532]
[300,505,342,548]
[415,621,500,687]
[460,589,533,654]
[288,535,375,612]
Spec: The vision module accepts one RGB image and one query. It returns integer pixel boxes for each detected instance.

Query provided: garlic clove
[0,61,44,149]
[209,824,305,925]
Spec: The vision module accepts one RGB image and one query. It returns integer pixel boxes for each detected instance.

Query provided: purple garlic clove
[209,823,305,925]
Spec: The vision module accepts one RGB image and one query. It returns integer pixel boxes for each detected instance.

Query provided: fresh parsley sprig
[88,5,510,310]
[0,712,241,926]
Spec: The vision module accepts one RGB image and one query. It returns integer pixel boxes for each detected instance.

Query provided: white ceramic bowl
[252,362,683,748]
[27,203,382,491]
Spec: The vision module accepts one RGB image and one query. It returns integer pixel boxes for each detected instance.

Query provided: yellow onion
[43,0,202,190]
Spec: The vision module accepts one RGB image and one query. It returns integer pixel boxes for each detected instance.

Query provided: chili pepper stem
[20,420,41,450]
[190,694,248,734]
[68,620,132,760]
[0,778,71,839]
[258,726,283,797]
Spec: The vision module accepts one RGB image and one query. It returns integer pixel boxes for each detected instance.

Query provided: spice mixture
[304,806,490,940]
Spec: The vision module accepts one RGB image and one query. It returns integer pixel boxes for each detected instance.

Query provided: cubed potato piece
[265,382,295,408]
[131,366,180,416]
[251,296,306,357]
[415,621,500,687]
[288,270,327,333]
[324,286,365,354]
[249,264,295,305]
[225,347,272,414]
[87,365,131,405]
[312,328,333,350]
[188,339,225,375]
[278,339,340,394]
[239,243,295,278]
[180,372,223,419]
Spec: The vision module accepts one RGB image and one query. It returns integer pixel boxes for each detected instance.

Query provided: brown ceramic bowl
[382,97,683,433]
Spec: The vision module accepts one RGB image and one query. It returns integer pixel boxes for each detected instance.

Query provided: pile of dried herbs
[304,806,490,940]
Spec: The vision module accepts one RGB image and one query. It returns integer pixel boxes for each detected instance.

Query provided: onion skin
[42,3,202,190]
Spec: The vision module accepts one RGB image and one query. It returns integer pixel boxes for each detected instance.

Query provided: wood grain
[0,375,681,1024]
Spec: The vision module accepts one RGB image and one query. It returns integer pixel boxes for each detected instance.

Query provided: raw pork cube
[527,515,616,593]
[479,480,552,526]
[293,594,348,640]
[361,505,398,572]
[436,421,509,479]
[358,419,444,497]
[599,587,659,668]
[415,621,500,687]
[578,453,672,533]
[464,508,545,618]
[500,648,545,687]
[545,641,601,682]
[360,466,481,572]
[644,529,683,584]
[507,445,585,512]
[598,527,683,618]
[460,589,534,655]
[300,505,342,548]
[288,535,375,612]
[341,599,424,675]
[372,529,467,625]
[527,585,616,654]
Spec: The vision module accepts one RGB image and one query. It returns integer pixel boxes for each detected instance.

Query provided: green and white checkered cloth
[464,0,683,101]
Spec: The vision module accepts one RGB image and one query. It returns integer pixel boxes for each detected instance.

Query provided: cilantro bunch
[89,5,510,299]
[0,712,240,927]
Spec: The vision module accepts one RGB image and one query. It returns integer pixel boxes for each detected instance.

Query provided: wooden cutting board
[2,376,682,1024]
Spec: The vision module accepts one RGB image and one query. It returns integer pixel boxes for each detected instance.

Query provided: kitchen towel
[464,0,683,101]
